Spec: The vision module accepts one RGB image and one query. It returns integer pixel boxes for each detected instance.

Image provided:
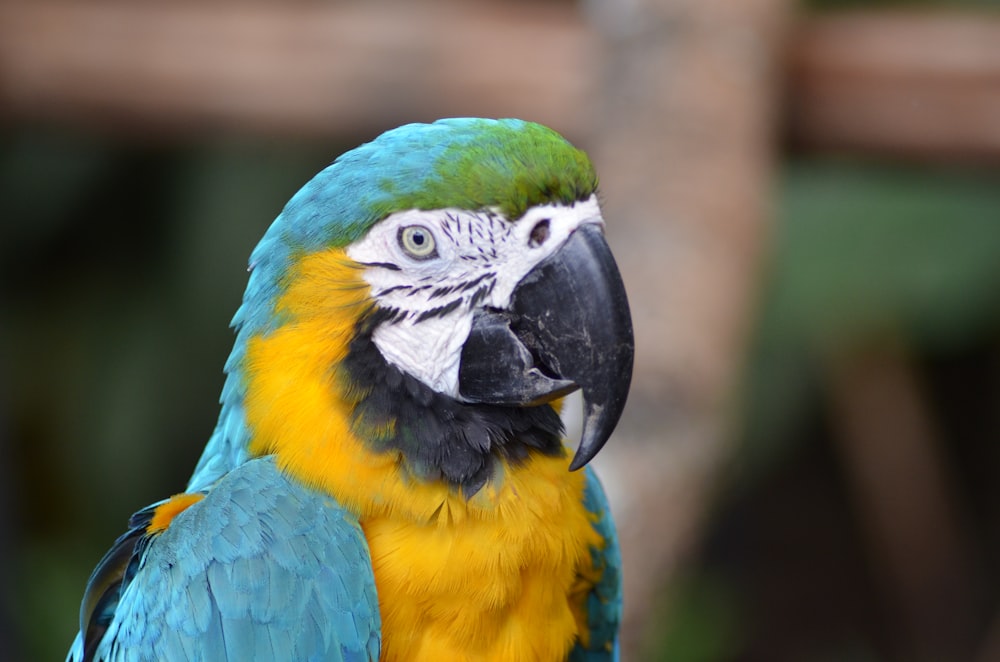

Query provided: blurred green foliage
[654,159,1000,661]
[743,160,1000,482]
[644,571,743,661]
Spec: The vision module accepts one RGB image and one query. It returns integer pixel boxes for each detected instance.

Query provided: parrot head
[218,118,633,497]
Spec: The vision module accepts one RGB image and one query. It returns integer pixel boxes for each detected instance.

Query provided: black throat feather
[338,308,565,497]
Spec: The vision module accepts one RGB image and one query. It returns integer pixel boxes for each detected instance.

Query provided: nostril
[528,219,550,248]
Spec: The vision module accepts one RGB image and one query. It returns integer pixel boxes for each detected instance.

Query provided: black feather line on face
[375,284,411,297]
[468,285,490,309]
[428,284,457,300]
[459,272,491,292]
[338,308,565,496]
[415,298,462,323]
[357,260,402,271]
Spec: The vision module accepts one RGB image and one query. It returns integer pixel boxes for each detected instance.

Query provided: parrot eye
[528,219,551,248]
[398,225,438,260]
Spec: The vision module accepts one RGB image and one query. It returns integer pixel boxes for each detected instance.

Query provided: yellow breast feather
[243,247,604,660]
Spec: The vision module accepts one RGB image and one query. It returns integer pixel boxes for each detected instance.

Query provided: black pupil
[412,231,425,246]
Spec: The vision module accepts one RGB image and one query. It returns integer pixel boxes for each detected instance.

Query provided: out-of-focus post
[826,343,979,660]
[583,0,791,654]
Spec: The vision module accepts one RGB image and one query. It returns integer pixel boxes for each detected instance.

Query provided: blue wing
[569,466,622,661]
[67,457,381,662]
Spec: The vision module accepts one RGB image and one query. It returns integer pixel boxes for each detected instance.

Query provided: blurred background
[2,0,999,660]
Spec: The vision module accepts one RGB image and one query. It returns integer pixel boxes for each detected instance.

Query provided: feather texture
[68,457,380,662]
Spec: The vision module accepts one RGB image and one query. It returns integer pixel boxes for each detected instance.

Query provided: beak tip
[567,404,617,471]
[567,451,589,472]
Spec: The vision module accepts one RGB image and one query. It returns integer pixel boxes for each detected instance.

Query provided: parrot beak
[458,223,634,470]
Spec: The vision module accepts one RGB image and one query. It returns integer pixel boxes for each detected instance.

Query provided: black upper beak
[458,223,634,470]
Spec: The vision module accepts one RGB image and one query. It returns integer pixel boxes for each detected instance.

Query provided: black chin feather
[338,309,564,496]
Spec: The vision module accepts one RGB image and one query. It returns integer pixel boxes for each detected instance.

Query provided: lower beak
[458,224,634,470]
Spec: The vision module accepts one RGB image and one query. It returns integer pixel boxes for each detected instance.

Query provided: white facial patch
[346,194,603,396]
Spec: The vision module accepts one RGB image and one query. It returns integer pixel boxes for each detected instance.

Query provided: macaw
[67,118,633,662]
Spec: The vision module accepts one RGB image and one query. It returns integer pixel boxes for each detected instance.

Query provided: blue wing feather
[570,466,622,662]
[67,457,380,662]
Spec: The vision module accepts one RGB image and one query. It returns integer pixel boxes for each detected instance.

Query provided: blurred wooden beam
[0,1,596,138]
[4,3,1000,163]
[789,12,1000,163]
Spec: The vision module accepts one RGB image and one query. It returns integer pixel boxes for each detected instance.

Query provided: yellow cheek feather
[243,247,605,661]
